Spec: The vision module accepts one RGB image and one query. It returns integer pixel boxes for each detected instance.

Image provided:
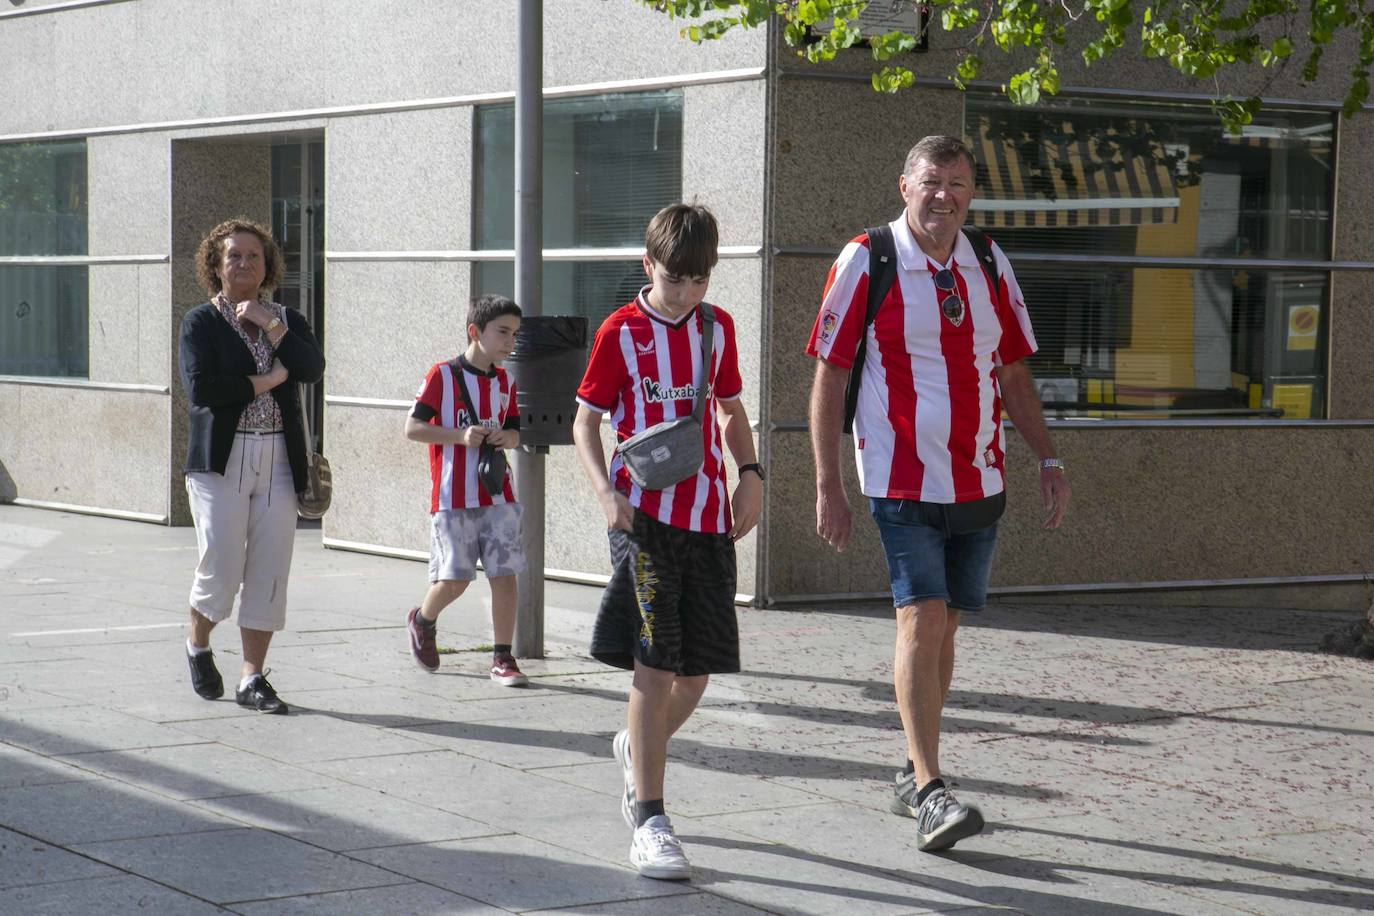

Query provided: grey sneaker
[612,729,635,829]
[891,772,983,852]
[629,814,690,880]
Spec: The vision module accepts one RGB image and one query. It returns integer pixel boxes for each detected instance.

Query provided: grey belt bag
[614,304,715,492]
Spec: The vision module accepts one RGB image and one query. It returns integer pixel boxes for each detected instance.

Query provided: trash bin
[503,315,588,448]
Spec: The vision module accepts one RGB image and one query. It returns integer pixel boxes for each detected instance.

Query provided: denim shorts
[869,497,999,611]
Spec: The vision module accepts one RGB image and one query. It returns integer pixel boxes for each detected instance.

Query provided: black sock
[916,778,945,807]
[416,611,436,629]
[635,798,666,827]
[903,759,916,777]
[493,643,511,657]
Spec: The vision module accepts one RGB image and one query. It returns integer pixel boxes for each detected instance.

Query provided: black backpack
[841,225,1001,435]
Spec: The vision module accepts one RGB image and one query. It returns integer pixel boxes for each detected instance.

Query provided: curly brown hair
[194,217,284,296]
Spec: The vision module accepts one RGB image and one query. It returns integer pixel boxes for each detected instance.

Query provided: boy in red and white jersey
[573,203,762,881]
[403,294,528,687]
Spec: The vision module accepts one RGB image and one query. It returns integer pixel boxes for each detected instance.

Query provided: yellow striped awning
[967,115,1180,229]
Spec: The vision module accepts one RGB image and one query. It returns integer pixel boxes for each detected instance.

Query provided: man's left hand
[729,472,762,541]
[1040,468,1071,529]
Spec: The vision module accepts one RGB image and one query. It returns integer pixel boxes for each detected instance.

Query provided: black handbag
[917,491,1006,536]
[453,365,509,498]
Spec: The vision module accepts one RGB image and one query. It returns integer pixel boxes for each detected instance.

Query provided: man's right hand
[816,483,852,552]
[461,426,490,448]
[599,489,634,532]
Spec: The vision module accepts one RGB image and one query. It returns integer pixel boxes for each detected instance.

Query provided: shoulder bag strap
[299,384,316,454]
[842,225,897,435]
[449,360,482,428]
[692,303,716,424]
[961,226,1001,304]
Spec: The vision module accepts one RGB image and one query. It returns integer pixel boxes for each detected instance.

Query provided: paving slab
[191,784,499,852]
[0,777,238,845]
[0,873,225,914]
[0,826,116,889]
[229,881,505,914]
[3,506,1372,916]
[354,833,694,911]
[72,827,405,905]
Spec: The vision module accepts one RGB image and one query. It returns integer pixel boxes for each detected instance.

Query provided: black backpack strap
[961,226,1001,305]
[842,225,897,435]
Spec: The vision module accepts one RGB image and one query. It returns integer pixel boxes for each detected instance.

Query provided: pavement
[0,504,1371,915]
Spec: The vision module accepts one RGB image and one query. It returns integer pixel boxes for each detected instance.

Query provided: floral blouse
[213,293,285,432]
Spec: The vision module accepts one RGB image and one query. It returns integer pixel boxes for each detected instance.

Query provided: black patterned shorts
[590,509,739,676]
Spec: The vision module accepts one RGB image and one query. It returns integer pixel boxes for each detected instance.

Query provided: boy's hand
[486,429,512,449]
[599,489,634,532]
[461,426,490,448]
[729,473,762,541]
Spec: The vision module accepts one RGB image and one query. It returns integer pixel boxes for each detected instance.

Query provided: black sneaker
[235,673,288,715]
[187,647,224,700]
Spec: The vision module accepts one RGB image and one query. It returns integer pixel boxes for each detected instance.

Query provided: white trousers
[186,432,298,631]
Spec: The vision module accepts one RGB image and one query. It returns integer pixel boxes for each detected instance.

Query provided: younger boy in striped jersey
[572,203,763,880]
[403,294,528,687]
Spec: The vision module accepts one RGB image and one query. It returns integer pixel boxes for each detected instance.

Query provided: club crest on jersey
[642,377,704,404]
[819,310,839,343]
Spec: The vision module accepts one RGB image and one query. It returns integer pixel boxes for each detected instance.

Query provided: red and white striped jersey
[806,215,1037,504]
[413,359,517,511]
[577,292,744,534]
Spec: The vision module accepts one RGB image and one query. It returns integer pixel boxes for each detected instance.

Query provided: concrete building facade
[2,0,1371,607]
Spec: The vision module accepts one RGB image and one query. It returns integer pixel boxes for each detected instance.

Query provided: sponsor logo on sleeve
[819,311,839,343]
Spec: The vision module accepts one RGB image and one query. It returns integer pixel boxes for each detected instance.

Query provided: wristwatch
[1040,458,1065,472]
[264,317,284,334]
[739,463,765,481]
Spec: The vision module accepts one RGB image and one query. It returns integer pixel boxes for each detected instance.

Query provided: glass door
[271,140,325,448]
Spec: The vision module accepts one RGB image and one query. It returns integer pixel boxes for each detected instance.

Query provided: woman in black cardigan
[178,217,325,715]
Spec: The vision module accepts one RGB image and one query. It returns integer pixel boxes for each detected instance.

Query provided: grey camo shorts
[429,502,526,582]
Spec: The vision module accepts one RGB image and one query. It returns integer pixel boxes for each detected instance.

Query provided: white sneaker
[629,814,691,880]
[612,729,635,829]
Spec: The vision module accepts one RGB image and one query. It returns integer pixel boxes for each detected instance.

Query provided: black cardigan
[178,302,326,493]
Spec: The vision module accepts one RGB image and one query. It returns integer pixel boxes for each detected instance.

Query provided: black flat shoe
[235,673,288,715]
[187,648,224,700]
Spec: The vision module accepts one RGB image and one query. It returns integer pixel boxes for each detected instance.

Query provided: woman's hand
[235,299,275,329]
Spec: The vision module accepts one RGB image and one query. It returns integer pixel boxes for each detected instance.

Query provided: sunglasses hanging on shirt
[933,268,966,328]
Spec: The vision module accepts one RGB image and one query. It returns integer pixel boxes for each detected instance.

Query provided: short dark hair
[644,202,719,278]
[195,217,284,296]
[467,294,522,331]
[903,135,977,176]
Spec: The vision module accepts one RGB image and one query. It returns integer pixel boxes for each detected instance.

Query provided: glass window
[0,140,89,378]
[473,91,683,324]
[964,94,1335,418]
[0,266,89,378]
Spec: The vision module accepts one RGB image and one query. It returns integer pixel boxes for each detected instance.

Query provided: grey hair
[903,135,977,176]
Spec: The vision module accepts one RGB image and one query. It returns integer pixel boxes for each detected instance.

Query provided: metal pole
[513,0,544,658]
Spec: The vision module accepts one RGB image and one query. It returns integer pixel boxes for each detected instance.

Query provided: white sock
[186,639,211,657]
[238,674,261,692]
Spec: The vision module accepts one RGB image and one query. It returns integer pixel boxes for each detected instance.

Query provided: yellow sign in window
[1286,305,1319,351]
[1272,383,1314,419]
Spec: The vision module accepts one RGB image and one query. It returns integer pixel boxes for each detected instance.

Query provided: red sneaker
[407,607,439,671]
[490,653,528,687]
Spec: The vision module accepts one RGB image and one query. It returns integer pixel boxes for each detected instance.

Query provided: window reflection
[965,94,1334,419]
[473,91,683,324]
